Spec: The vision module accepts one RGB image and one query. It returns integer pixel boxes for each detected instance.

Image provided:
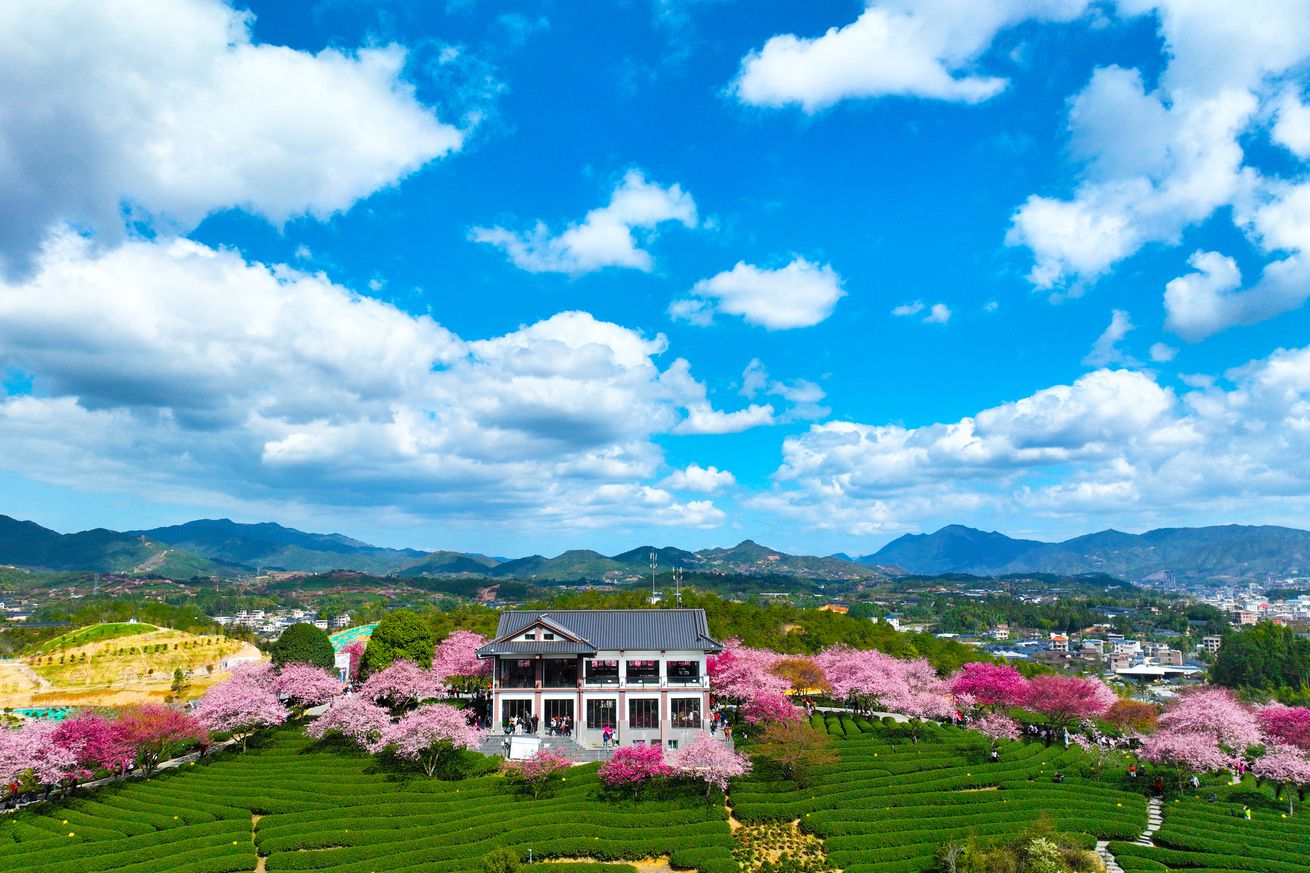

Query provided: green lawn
[0,728,735,873]
[30,623,158,655]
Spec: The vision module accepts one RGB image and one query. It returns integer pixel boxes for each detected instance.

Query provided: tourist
[531,714,539,734]
[1242,805,1251,820]
[1189,774,1200,790]
[1128,764,1137,780]
[1153,776,1164,796]
[1053,771,1064,783]
[990,749,999,763]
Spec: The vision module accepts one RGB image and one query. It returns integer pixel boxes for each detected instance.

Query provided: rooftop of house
[476,608,723,658]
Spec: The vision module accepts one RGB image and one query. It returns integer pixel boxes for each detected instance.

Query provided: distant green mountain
[402,550,501,575]
[0,515,223,576]
[864,524,1310,582]
[132,518,428,575]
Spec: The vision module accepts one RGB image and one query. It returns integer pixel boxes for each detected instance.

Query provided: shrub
[270,623,334,670]
[482,846,522,873]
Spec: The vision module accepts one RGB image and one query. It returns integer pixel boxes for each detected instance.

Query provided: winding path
[1095,796,1162,873]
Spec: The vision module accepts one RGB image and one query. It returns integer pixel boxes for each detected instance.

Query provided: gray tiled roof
[475,609,722,657]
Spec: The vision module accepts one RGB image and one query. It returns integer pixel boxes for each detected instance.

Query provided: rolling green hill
[0,515,223,577]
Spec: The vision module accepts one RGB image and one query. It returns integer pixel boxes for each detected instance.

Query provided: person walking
[531,713,539,734]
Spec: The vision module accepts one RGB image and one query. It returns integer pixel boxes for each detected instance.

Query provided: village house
[476,609,723,750]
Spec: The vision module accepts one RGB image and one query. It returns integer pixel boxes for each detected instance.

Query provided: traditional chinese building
[475,609,722,750]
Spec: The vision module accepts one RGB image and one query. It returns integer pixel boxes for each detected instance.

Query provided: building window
[585,659,618,685]
[543,658,577,688]
[498,659,535,688]
[586,698,617,729]
[502,699,533,726]
[671,698,702,728]
[542,631,556,640]
[667,739,678,750]
[626,659,659,685]
[667,660,700,684]
[629,698,659,729]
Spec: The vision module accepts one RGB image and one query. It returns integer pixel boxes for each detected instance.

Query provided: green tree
[271,622,335,670]
[358,609,434,678]
[1212,621,1310,692]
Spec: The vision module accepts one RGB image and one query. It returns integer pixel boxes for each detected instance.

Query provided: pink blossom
[1139,729,1234,775]
[52,714,134,777]
[117,703,205,775]
[598,743,671,792]
[1159,688,1261,753]
[273,664,342,709]
[380,703,483,778]
[0,721,79,788]
[432,630,492,684]
[359,659,440,709]
[974,712,1021,744]
[951,663,1029,709]
[1251,742,1310,787]
[1021,675,1116,729]
[742,692,804,724]
[884,658,955,722]
[306,696,392,751]
[500,748,571,798]
[1258,703,1310,750]
[225,661,275,690]
[708,641,789,702]
[194,677,287,750]
[668,733,751,794]
[814,645,905,705]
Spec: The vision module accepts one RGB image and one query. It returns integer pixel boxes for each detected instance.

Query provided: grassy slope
[30,623,158,655]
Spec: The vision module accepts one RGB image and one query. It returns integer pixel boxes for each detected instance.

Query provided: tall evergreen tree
[358,609,434,678]
[271,622,335,670]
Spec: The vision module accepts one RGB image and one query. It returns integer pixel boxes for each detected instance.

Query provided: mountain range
[4,513,1310,584]
[861,523,1310,582]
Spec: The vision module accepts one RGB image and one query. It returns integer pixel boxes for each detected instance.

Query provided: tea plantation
[733,712,1305,873]
[2,715,1308,873]
[0,727,735,873]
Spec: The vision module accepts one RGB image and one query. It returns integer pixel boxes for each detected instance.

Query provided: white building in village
[476,609,722,751]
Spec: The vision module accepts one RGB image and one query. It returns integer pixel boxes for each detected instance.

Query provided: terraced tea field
[0,728,735,873]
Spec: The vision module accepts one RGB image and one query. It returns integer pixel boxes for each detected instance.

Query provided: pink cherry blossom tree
[974,712,1021,752]
[117,703,205,775]
[1021,675,1116,738]
[306,696,392,752]
[742,692,805,724]
[668,732,752,798]
[500,747,572,799]
[273,664,343,712]
[1252,743,1310,816]
[226,661,275,689]
[951,663,1029,710]
[1139,728,1234,789]
[709,641,789,701]
[885,658,956,741]
[1158,688,1261,754]
[379,702,483,778]
[1258,703,1310,750]
[359,659,441,710]
[52,713,134,779]
[194,677,287,751]
[598,743,671,798]
[432,630,491,691]
[0,720,79,792]
[813,645,905,715]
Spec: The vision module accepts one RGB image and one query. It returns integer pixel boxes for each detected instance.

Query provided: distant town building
[1237,611,1259,626]
[1202,635,1223,654]
[1048,633,1069,653]
[993,623,1010,640]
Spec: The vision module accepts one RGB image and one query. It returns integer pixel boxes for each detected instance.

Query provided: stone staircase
[1095,795,1162,873]
[477,733,614,763]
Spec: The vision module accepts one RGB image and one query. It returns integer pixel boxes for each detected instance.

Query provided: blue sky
[4,0,1310,558]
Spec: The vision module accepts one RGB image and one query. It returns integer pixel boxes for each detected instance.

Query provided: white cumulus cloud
[0,235,750,533]
[662,464,737,493]
[472,170,697,274]
[732,0,1093,111]
[1083,309,1135,367]
[670,257,844,329]
[0,0,463,276]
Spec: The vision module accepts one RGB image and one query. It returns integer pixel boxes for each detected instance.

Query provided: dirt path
[252,813,265,873]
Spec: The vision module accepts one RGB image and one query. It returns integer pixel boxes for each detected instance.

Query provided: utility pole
[649,551,657,602]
